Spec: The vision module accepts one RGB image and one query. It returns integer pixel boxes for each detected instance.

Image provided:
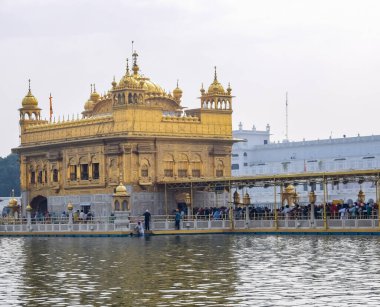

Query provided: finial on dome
[176,79,179,88]
[28,79,31,91]
[132,51,139,75]
[90,84,93,94]
[227,82,232,95]
[93,84,96,92]
[214,66,217,81]
[132,50,138,66]
[126,58,130,75]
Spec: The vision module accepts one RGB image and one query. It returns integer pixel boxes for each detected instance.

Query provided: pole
[229,181,234,230]
[274,179,278,230]
[190,182,193,220]
[164,183,168,218]
[323,177,328,230]
[377,178,380,228]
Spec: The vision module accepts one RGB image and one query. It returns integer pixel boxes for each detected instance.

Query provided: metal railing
[0,213,379,232]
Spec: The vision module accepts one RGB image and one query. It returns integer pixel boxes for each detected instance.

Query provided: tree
[0,153,20,196]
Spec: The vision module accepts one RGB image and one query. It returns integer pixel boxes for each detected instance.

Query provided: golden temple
[13,52,234,215]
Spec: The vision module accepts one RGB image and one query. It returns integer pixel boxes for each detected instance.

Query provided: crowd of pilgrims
[189,202,379,220]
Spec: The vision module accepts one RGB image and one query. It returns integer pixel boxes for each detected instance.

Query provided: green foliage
[0,153,20,196]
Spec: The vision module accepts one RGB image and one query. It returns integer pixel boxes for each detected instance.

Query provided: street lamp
[242,192,251,227]
[308,190,316,227]
[358,189,365,203]
[185,193,191,219]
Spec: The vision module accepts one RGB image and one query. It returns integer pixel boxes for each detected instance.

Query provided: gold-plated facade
[13,55,234,214]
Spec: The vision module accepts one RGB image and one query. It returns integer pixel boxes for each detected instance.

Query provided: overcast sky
[1,0,380,157]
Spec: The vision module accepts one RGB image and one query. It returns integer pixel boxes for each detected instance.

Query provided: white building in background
[232,123,380,205]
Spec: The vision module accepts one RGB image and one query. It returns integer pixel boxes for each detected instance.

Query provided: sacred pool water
[0,235,379,306]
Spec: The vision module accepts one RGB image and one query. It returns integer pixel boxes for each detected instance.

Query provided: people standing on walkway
[143,209,151,231]
[175,209,181,230]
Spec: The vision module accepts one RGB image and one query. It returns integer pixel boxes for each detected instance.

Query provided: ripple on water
[0,235,380,306]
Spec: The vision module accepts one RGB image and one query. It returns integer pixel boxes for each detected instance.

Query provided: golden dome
[207,67,225,94]
[285,185,295,193]
[173,80,183,101]
[84,99,94,111]
[115,182,128,196]
[142,79,165,95]
[8,198,17,208]
[91,91,100,102]
[67,202,73,211]
[208,80,225,94]
[26,204,33,211]
[112,76,117,88]
[119,74,140,88]
[22,89,38,107]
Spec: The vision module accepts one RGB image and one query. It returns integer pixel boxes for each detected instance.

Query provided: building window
[53,169,59,182]
[178,169,188,178]
[81,164,89,180]
[31,171,36,184]
[178,154,189,178]
[70,165,77,181]
[92,163,99,180]
[164,169,173,177]
[38,171,43,184]
[243,152,247,157]
[163,154,174,178]
[192,169,201,177]
[231,164,239,170]
[191,156,202,178]
[44,170,48,183]
[264,140,268,144]
[243,163,248,166]
[216,160,224,177]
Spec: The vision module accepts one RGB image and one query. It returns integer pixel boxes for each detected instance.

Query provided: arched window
[141,164,149,177]
[191,154,202,178]
[69,158,77,181]
[114,200,120,211]
[178,154,189,178]
[122,200,128,211]
[53,169,59,182]
[163,154,174,177]
[30,167,36,184]
[216,160,224,177]
[128,93,133,104]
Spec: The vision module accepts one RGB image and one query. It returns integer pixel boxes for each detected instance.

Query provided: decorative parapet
[162,115,200,123]
[26,114,113,132]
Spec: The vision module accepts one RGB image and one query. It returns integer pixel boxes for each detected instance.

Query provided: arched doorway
[30,195,47,215]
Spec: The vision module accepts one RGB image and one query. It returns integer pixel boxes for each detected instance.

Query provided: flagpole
[49,93,53,122]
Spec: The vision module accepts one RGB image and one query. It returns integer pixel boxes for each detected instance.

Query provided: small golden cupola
[119,59,140,88]
[90,84,100,103]
[19,79,42,122]
[199,67,232,111]
[207,66,225,95]
[172,80,183,103]
[82,84,95,118]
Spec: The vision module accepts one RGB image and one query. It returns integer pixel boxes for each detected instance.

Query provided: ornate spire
[126,58,130,75]
[28,79,31,92]
[214,66,217,81]
[90,84,93,94]
[132,50,139,75]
